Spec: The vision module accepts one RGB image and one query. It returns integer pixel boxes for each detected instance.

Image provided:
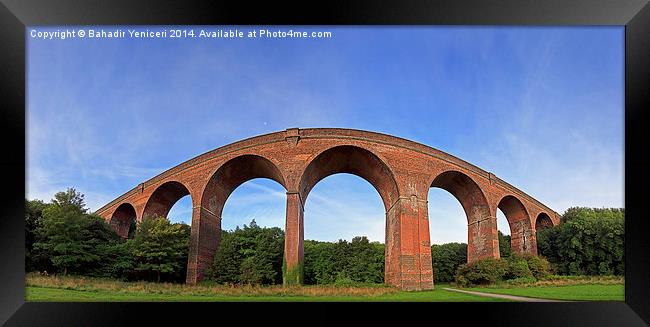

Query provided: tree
[430,242,467,283]
[51,188,88,213]
[498,231,511,258]
[537,207,624,275]
[304,240,336,284]
[34,197,119,276]
[207,230,243,283]
[346,236,384,283]
[303,236,385,285]
[207,220,285,285]
[26,199,49,272]
[129,216,190,282]
[98,240,134,280]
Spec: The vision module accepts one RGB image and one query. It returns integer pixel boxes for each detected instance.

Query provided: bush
[505,256,533,280]
[333,275,356,287]
[455,258,507,287]
[523,255,551,279]
[455,255,551,287]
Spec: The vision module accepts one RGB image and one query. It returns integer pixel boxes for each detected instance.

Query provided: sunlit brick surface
[96,128,560,290]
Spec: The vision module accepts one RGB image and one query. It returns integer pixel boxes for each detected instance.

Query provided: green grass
[464,284,624,301]
[25,283,507,302]
[25,274,623,302]
[26,286,509,302]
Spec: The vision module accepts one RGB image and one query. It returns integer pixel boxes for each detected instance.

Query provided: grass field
[26,286,508,302]
[25,274,624,302]
[465,284,624,301]
[464,275,625,301]
[25,274,505,302]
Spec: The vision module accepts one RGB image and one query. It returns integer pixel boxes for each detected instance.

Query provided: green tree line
[536,207,624,276]
[26,188,190,283]
[26,189,624,285]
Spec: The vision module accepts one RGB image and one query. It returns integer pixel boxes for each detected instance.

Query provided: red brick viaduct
[95,128,560,290]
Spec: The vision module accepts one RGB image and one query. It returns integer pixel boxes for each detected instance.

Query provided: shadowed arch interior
[143,181,191,219]
[201,155,287,217]
[110,202,137,238]
[536,212,553,231]
[430,170,496,262]
[430,171,491,224]
[497,195,535,255]
[299,145,399,211]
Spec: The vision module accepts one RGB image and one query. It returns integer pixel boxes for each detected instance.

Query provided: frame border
[1,0,648,325]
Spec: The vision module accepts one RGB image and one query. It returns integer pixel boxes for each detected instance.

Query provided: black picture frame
[1,0,648,325]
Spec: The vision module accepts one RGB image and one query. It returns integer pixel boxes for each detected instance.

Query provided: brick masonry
[96,128,561,290]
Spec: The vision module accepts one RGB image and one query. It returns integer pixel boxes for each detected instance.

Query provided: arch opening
[138,181,194,283]
[536,212,553,232]
[143,181,192,220]
[208,178,287,285]
[496,208,511,258]
[429,170,497,262]
[304,173,386,243]
[427,187,469,284]
[167,195,192,225]
[299,146,398,285]
[110,202,137,239]
[303,173,386,285]
[221,178,287,230]
[201,155,287,217]
[194,155,288,284]
[299,145,398,211]
[427,187,468,245]
[497,195,534,256]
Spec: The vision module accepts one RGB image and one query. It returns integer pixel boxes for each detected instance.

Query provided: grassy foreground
[25,274,624,302]
[464,275,624,301]
[25,274,505,302]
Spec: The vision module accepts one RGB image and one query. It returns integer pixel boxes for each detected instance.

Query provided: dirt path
[442,287,566,302]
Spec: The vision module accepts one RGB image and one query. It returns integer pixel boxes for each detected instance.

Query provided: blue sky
[27,26,624,244]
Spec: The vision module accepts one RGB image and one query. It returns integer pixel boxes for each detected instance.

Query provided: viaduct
[95,128,560,290]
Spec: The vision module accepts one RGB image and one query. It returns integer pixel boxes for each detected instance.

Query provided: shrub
[505,256,533,280]
[455,258,507,287]
[455,255,552,287]
[333,275,356,287]
[523,255,551,279]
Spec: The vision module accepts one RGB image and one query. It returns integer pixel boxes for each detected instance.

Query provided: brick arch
[298,145,399,211]
[497,195,536,256]
[283,145,400,285]
[95,128,561,290]
[187,154,287,284]
[109,202,137,239]
[201,154,287,217]
[142,180,192,220]
[535,212,554,231]
[429,170,498,262]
